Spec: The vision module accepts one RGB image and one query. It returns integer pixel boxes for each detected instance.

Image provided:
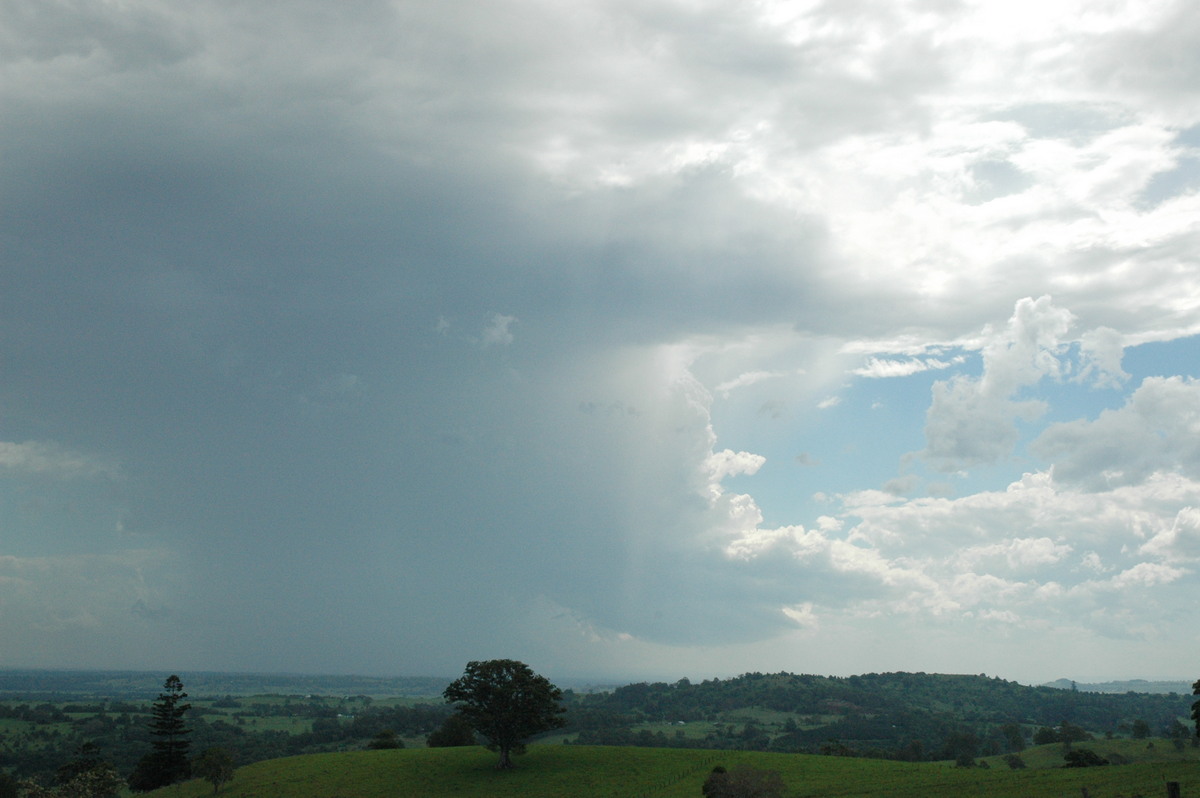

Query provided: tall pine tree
[128,675,192,791]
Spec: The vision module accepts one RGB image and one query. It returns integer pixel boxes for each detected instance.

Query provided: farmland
[142,744,1200,798]
[1,669,1196,794]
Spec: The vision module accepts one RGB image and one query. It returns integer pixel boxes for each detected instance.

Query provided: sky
[2,0,1199,686]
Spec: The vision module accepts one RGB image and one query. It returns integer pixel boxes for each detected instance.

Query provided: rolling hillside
[149,744,1200,798]
[563,671,1196,756]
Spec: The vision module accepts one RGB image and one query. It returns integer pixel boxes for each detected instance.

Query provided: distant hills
[1042,678,1195,695]
[0,669,452,698]
[1,669,1195,699]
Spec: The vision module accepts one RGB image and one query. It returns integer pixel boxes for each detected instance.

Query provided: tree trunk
[496,746,514,769]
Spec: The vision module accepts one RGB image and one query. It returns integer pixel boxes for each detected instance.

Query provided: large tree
[128,675,192,791]
[192,747,235,794]
[443,659,566,769]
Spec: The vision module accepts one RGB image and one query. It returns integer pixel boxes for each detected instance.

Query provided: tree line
[558,671,1197,759]
[1,668,1197,794]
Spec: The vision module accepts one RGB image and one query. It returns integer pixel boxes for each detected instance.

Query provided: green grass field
[982,737,1199,769]
[148,744,1200,798]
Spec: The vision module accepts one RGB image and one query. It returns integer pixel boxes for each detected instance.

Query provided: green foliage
[1032,726,1056,745]
[1018,722,1088,748]
[426,714,477,748]
[1062,748,1108,767]
[998,723,1024,753]
[0,691,456,784]
[0,670,1193,787]
[941,730,979,765]
[443,660,566,769]
[54,743,106,787]
[1057,721,1091,743]
[1166,718,1190,750]
[14,741,125,798]
[151,676,192,752]
[20,763,123,797]
[701,765,727,796]
[562,671,1193,758]
[129,676,193,792]
[192,747,235,794]
[365,730,403,750]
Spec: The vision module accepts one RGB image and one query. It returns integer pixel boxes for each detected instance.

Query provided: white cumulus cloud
[1034,375,1200,489]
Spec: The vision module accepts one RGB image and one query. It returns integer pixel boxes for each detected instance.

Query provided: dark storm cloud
[4,0,1199,681]
[0,0,854,673]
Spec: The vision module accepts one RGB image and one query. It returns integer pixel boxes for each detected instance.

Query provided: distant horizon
[0,665,1194,693]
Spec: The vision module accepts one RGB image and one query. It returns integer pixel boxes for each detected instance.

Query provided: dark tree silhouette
[1191,678,1199,738]
[366,730,404,749]
[1063,748,1109,767]
[128,675,192,791]
[443,659,566,768]
[55,741,108,786]
[426,713,477,748]
[702,764,787,797]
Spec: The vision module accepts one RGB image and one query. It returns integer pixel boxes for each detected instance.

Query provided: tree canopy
[443,659,566,768]
[192,747,236,794]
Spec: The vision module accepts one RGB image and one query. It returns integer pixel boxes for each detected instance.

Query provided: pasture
[148,744,1200,798]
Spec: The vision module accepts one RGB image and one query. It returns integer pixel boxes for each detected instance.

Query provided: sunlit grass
[148,744,1200,798]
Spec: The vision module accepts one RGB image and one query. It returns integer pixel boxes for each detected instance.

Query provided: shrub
[1063,748,1109,767]
[426,714,477,748]
[701,764,786,798]
[366,730,403,750]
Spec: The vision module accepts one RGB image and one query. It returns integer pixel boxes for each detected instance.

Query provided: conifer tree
[128,675,192,791]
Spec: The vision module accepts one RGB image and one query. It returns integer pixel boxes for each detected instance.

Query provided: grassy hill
[981,737,1200,769]
[151,744,1200,798]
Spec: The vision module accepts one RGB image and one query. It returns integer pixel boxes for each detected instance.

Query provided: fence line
[619,751,725,798]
